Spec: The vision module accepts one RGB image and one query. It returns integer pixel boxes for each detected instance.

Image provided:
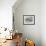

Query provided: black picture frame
[23,15,35,25]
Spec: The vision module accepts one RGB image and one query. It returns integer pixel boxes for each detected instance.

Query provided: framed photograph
[23,15,35,25]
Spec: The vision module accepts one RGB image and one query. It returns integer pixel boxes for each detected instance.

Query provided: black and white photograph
[23,15,35,25]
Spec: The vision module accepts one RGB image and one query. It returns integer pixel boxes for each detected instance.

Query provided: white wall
[41,0,46,46]
[0,0,16,30]
[13,0,46,46]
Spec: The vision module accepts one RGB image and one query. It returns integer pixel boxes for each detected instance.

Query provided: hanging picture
[23,15,35,25]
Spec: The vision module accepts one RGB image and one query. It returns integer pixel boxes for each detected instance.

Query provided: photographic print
[23,15,35,25]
